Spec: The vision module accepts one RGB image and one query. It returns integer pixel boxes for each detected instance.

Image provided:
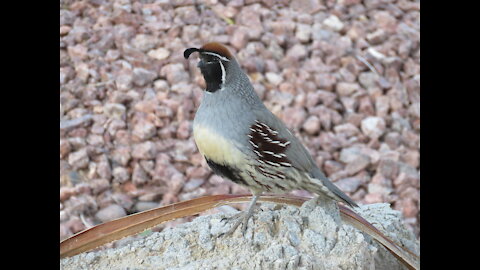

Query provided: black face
[184,48,226,93]
[198,54,224,92]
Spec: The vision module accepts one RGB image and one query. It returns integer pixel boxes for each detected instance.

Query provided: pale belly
[193,123,246,166]
[193,123,301,194]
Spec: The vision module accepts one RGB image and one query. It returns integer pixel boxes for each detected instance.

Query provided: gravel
[60,0,420,244]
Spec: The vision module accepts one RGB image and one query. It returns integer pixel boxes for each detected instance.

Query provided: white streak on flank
[257,122,279,135]
[263,151,284,159]
[265,160,281,167]
[249,128,256,132]
[202,52,230,62]
[253,150,263,157]
[280,162,292,167]
[279,141,291,147]
[249,140,258,148]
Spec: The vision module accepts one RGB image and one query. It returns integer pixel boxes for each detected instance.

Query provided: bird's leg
[221,194,260,236]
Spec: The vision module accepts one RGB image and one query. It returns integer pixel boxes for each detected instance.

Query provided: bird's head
[184,42,235,93]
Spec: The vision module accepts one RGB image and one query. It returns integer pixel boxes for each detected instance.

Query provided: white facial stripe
[202,51,230,62]
[219,60,226,85]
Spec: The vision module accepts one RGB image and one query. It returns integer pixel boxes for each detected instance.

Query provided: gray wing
[253,107,358,208]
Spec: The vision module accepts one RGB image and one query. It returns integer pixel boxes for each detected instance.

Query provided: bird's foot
[219,210,254,237]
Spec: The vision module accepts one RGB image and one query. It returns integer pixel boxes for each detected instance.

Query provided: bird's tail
[309,168,359,208]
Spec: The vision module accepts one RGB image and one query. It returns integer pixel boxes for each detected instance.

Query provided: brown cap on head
[184,43,234,60]
[200,42,233,60]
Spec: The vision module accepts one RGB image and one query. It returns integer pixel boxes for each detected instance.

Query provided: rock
[265,72,283,86]
[61,202,419,270]
[336,82,359,96]
[302,115,321,135]
[60,223,71,241]
[235,4,262,39]
[160,63,189,85]
[230,27,249,50]
[358,96,374,115]
[323,160,344,176]
[132,68,157,87]
[339,146,371,175]
[334,177,362,193]
[132,162,149,185]
[375,96,390,117]
[290,0,323,14]
[112,167,130,183]
[104,103,126,119]
[60,139,71,159]
[135,201,159,212]
[396,198,418,218]
[169,172,186,195]
[314,74,336,91]
[377,158,400,179]
[131,34,158,52]
[360,117,386,139]
[345,154,370,175]
[296,23,312,43]
[131,141,157,160]
[60,187,75,202]
[333,123,359,137]
[96,159,112,180]
[74,62,90,82]
[90,178,110,195]
[366,29,387,45]
[323,15,344,32]
[65,217,86,234]
[358,72,378,90]
[318,132,342,152]
[176,120,191,140]
[286,44,307,60]
[183,178,205,192]
[87,134,104,147]
[147,47,170,60]
[154,80,169,92]
[365,174,393,203]
[95,204,127,223]
[111,146,131,166]
[114,69,134,91]
[67,44,88,62]
[132,120,156,141]
[68,148,89,170]
[60,9,75,25]
[366,47,386,62]
[374,11,397,33]
[175,6,200,25]
[281,107,307,129]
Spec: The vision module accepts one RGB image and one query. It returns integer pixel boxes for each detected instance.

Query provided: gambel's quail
[184,42,358,235]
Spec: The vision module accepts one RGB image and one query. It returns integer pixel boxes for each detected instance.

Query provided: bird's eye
[201,54,221,64]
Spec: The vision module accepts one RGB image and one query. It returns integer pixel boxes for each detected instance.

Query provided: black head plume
[184,48,201,59]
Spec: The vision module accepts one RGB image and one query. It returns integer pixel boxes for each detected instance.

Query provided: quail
[184,43,358,235]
